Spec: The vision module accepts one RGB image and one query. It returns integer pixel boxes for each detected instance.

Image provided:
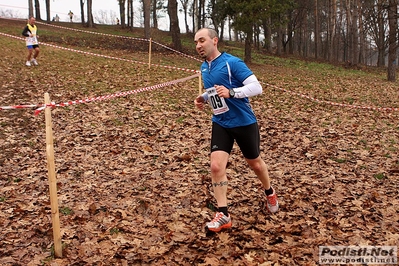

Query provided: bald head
[194,28,220,61]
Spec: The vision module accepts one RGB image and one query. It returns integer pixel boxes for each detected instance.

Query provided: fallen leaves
[1,19,399,265]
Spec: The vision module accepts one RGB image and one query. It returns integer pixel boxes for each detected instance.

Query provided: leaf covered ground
[0,18,398,265]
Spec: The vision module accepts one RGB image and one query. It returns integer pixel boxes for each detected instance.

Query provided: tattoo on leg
[213,181,228,187]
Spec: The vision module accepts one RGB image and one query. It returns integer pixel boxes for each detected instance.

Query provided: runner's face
[29,18,36,25]
[194,29,217,60]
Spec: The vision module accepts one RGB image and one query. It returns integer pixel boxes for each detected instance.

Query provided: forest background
[2,0,399,81]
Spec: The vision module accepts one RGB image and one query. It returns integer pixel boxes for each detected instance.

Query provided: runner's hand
[215,85,229,98]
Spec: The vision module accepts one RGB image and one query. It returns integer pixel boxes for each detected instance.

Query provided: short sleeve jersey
[201,52,257,128]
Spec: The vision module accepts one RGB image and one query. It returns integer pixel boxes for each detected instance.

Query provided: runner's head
[194,28,220,61]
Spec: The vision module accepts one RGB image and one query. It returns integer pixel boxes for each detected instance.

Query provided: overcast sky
[0,0,173,30]
[2,1,119,20]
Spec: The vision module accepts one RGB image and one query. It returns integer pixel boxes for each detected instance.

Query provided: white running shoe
[266,187,279,213]
[31,59,38,66]
[205,212,232,232]
[26,61,31,66]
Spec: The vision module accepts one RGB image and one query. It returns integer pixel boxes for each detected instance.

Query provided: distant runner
[68,10,74,22]
[22,16,40,67]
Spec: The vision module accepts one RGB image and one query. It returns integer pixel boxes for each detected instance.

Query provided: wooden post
[148,38,152,69]
[44,93,62,258]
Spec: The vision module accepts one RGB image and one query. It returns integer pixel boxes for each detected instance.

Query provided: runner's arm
[231,75,262,98]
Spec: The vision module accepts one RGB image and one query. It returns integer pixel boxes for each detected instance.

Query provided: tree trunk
[152,0,158,29]
[179,0,190,33]
[192,0,198,32]
[34,0,41,20]
[345,0,352,63]
[80,0,85,25]
[198,0,205,29]
[127,0,134,29]
[127,0,131,27]
[262,18,272,53]
[28,0,34,18]
[276,25,283,56]
[119,0,126,28]
[287,13,294,54]
[168,0,182,50]
[314,0,319,59]
[244,27,253,63]
[387,0,397,81]
[86,0,94,27]
[351,0,359,65]
[377,0,385,67]
[327,0,337,62]
[302,12,308,57]
[45,0,50,22]
[220,20,225,42]
[143,0,151,38]
[228,16,232,41]
[130,0,134,28]
[358,3,365,64]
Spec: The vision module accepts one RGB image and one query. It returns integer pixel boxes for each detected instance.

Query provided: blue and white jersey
[201,52,257,128]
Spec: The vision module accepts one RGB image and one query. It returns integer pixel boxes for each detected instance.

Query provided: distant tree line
[116,0,398,81]
[28,0,398,81]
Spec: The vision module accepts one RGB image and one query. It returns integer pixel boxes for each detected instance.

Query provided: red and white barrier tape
[0,104,40,110]
[1,73,199,115]
[265,82,399,112]
[1,22,397,113]
[34,20,202,62]
[0,32,199,74]
[2,17,202,62]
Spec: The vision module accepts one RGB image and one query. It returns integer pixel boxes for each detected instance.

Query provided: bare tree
[262,17,272,53]
[86,0,94,27]
[358,2,365,64]
[327,0,337,61]
[143,0,151,38]
[387,0,397,81]
[351,0,360,65]
[118,0,126,27]
[45,0,50,22]
[377,0,387,66]
[80,0,86,25]
[192,0,198,32]
[168,0,182,50]
[314,0,319,59]
[179,0,190,33]
[152,0,158,29]
[127,0,134,28]
[34,0,41,20]
[28,0,33,18]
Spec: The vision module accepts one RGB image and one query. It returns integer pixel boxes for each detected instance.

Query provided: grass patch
[374,173,386,180]
[60,207,73,215]
[110,228,120,235]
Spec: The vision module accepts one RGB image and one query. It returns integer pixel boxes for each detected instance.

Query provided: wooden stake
[148,38,152,69]
[44,93,62,258]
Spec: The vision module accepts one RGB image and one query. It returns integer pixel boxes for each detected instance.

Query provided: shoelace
[211,212,225,223]
[267,194,277,205]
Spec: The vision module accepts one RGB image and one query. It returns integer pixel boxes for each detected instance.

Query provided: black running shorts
[210,122,261,159]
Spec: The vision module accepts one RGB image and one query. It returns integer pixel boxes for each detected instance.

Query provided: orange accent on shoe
[266,191,279,213]
[206,212,232,232]
[267,193,277,205]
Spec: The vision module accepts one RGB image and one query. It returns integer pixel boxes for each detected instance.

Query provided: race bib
[206,87,229,115]
[28,36,38,44]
